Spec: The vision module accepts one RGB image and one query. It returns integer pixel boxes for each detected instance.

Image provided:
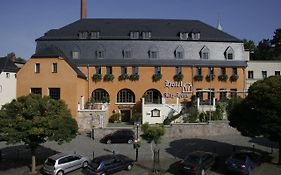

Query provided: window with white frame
[78,31,88,39]
[6,73,10,78]
[262,71,267,79]
[208,67,214,75]
[200,46,210,60]
[52,63,58,73]
[197,67,202,76]
[31,88,42,95]
[130,31,139,39]
[220,67,226,75]
[72,51,80,59]
[154,66,161,74]
[49,88,60,100]
[176,66,182,74]
[175,46,184,59]
[35,63,40,73]
[248,71,254,79]
[132,66,138,75]
[90,31,100,39]
[117,89,135,103]
[179,32,189,40]
[142,32,151,39]
[95,66,101,74]
[275,71,280,76]
[120,66,127,74]
[225,46,234,60]
[123,49,132,59]
[151,108,160,117]
[232,68,238,75]
[106,66,112,74]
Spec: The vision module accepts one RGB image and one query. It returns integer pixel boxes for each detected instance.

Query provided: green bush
[183,107,199,123]
[109,113,121,123]
[103,74,114,81]
[152,73,162,82]
[92,74,102,81]
[141,122,149,134]
[173,73,183,81]
[141,123,165,144]
[199,112,207,122]
[131,113,142,124]
[129,74,140,81]
[194,75,203,81]
[118,74,129,81]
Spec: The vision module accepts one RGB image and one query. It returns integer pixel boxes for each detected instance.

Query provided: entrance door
[121,110,131,122]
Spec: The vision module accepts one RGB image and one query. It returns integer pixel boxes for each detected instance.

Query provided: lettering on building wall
[164,80,192,98]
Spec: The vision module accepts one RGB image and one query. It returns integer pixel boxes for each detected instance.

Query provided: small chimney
[81,0,87,19]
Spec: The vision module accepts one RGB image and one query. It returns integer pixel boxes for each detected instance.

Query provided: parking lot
[0,128,281,175]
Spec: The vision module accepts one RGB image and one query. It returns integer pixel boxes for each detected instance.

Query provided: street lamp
[134,122,140,161]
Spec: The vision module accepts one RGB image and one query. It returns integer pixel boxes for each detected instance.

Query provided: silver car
[42,153,90,175]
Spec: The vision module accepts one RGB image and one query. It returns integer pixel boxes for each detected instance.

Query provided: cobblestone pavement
[0,129,281,175]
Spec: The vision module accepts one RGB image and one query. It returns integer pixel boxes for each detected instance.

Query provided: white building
[0,57,18,108]
[246,60,281,90]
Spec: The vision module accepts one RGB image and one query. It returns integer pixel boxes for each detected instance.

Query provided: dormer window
[142,32,151,39]
[191,32,200,40]
[78,31,88,39]
[123,49,132,59]
[90,31,100,39]
[200,46,210,59]
[175,46,184,59]
[179,32,189,40]
[130,31,139,39]
[96,45,105,59]
[149,50,158,59]
[225,46,234,60]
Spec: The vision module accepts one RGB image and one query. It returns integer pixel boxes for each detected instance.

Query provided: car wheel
[56,170,64,175]
[127,164,132,170]
[200,169,205,175]
[82,161,88,168]
[106,139,111,144]
[127,139,133,144]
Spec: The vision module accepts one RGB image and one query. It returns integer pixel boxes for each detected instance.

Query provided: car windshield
[184,155,200,164]
[45,158,56,166]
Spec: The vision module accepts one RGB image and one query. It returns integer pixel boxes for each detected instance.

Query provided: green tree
[0,94,78,174]
[141,123,165,146]
[271,28,281,59]
[228,76,281,164]
[243,39,256,52]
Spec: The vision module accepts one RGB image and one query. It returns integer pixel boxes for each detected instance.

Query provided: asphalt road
[0,130,280,175]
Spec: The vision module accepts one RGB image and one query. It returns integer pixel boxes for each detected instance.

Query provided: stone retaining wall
[87,121,239,139]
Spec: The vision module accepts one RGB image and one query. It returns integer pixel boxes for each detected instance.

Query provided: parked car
[179,151,218,175]
[225,150,262,175]
[100,129,135,144]
[42,153,90,175]
[84,154,134,175]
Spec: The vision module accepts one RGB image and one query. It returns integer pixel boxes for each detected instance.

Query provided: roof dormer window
[90,31,100,39]
[191,32,200,40]
[179,32,189,40]
[225,46,235,60]
[142,32,151,39]
[78,31,88,39]
[130,31,139,39]
[200,46,210,60]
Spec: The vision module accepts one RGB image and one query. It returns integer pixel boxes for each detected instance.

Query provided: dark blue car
[225,150,262,175]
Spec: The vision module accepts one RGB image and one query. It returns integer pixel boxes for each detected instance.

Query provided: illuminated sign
[164,80,192,98]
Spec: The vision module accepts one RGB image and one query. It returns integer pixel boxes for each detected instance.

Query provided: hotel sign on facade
[163,80,192,99]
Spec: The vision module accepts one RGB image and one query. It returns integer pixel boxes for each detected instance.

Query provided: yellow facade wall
[16,57,87,118]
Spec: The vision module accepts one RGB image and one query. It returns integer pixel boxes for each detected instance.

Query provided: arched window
[92,88,110,103]
[175,46,184,59]
[117,89,135,103]
[225,46,234,60]
[143,89,162,104]
[96,45,105,59]
[200,46,210,60]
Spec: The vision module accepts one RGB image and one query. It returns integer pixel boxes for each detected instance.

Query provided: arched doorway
[117,88,135,122]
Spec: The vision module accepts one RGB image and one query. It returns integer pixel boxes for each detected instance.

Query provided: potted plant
[194,74,203,81]
[206,74,215,82]
[152,73,162,82]
[129,74,140,81]
[103,74,114,81]
[173,73,184,81]
[92,74,102,81]
[218,74,228,81]
[230,74,239,82]
[118,74,129,81]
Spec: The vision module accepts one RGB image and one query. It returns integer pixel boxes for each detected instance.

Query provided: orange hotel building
[17,18,247,126]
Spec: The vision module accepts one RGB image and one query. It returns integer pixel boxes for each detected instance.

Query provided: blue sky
[0,0,281,59]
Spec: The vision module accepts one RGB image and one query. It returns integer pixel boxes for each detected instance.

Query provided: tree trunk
[31,148,37,174]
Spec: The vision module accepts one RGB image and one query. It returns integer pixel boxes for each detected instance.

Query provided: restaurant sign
[163,80,192,98]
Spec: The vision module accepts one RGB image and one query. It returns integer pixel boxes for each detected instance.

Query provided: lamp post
[135,122,140,162]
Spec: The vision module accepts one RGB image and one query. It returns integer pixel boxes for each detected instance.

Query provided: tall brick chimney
[81,0,87,19]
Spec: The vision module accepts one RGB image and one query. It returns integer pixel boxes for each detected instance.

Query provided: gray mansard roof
[37,18,241,42]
